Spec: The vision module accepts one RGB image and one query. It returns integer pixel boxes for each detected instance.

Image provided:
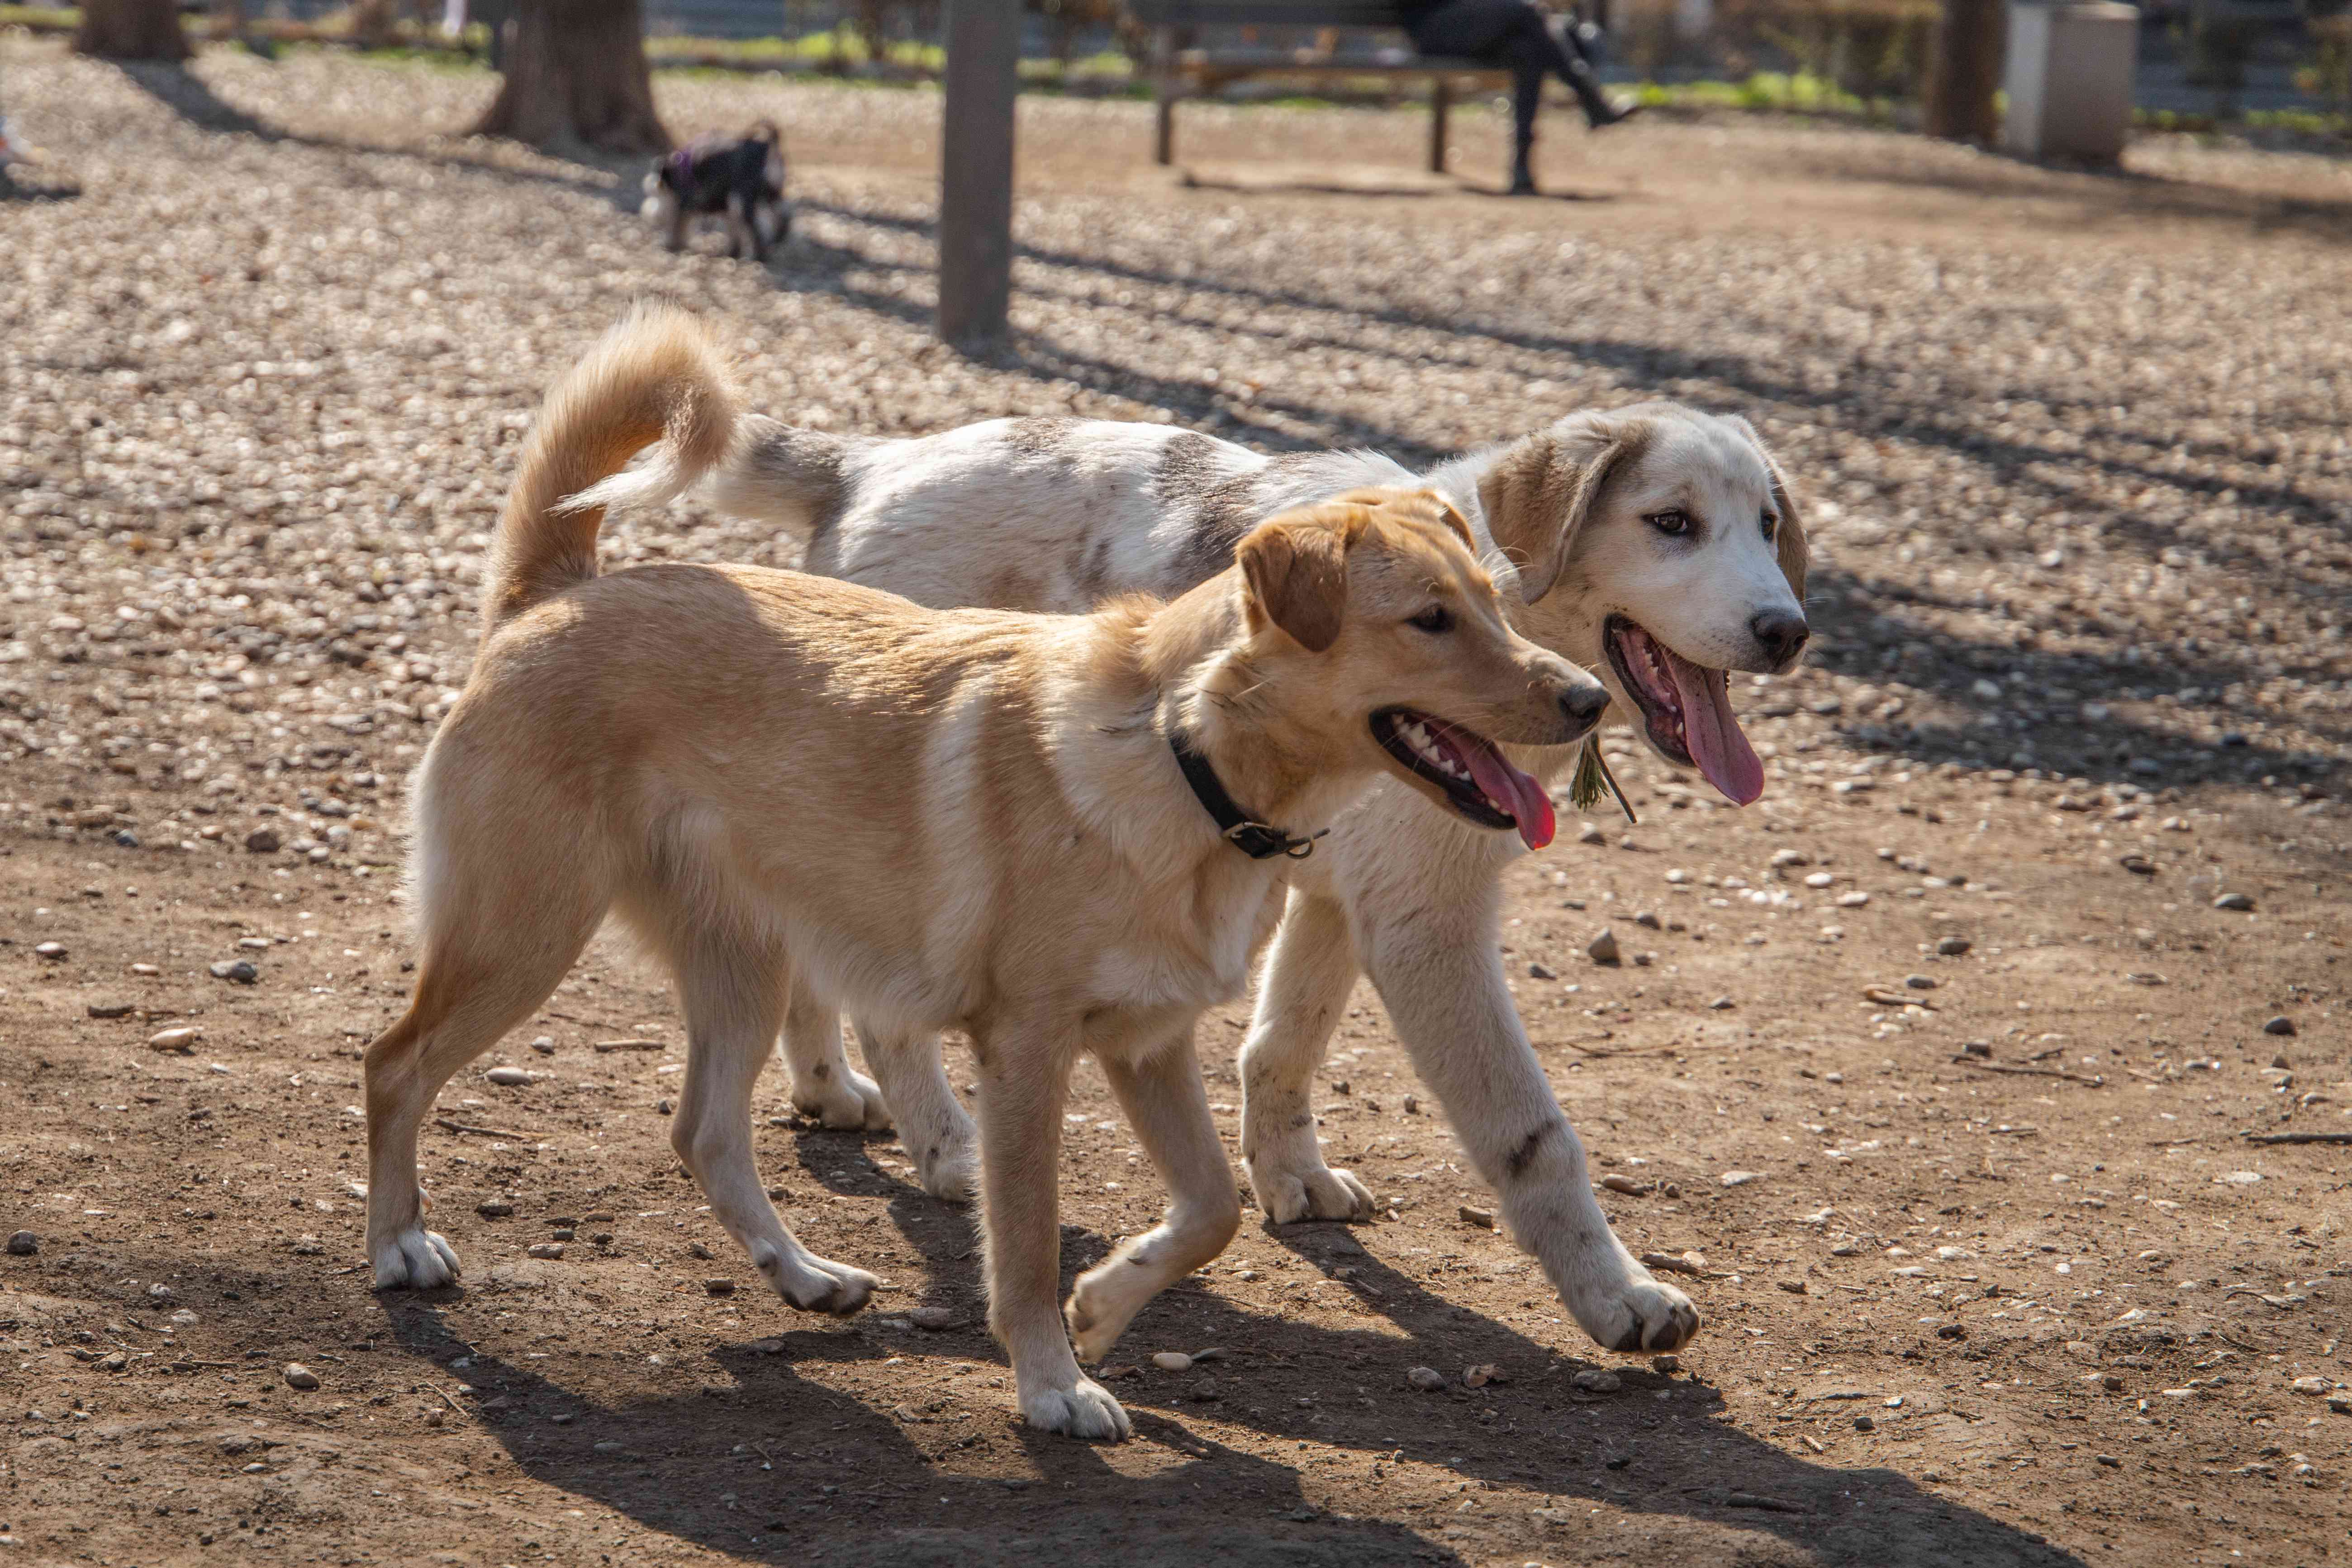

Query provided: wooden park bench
[1129,0,1516,174]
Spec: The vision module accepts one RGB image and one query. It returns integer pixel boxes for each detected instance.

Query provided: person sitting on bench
[1399,0,1638,193]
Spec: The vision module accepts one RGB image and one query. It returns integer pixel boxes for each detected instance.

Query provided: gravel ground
[1,38,2348,1568]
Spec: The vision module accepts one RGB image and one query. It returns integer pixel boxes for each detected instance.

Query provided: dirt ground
[3,38,2350,1568]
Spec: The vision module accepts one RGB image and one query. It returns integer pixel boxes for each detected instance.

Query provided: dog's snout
[1750,609,1810,667]
[1559,683,1611,730]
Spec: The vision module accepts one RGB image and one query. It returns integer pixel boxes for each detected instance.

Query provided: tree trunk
[1923,0,2004,143]
[75,0,193,61]
[471,0,670,154]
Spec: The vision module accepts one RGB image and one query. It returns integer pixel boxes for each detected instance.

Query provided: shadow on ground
[103,1127,2085,1565]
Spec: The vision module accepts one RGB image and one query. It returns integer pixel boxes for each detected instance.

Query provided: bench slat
[1131,0,1417,27]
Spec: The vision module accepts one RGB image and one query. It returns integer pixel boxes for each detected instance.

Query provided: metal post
[939,0,1019,345]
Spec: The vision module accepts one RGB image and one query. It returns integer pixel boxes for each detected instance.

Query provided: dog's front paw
[1565,1259,1700,1354]
[791,1065,891,1132]
[371,1227,460,1291]
[1247,1154,1375,1224]
[1020,1377,1131,1441]
[758,1249,878,1316]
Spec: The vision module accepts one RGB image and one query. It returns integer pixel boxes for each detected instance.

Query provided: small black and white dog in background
[642,121,790,261]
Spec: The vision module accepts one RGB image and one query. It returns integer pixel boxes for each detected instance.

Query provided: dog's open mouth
[1603,616,1765,806]
[1372,709,1554,850]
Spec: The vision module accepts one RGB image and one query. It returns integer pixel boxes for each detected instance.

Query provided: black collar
[1169,731,1326,860]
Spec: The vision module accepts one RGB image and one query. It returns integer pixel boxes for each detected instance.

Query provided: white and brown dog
[363,305,1607,1439]
[595,369,1811,1359]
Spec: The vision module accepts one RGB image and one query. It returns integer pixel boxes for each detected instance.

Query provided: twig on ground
[1950,1057,2105,1086]
[432,1117,540,1139]
[2242,1130,2352,1145]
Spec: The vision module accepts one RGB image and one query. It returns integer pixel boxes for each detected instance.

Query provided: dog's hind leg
[673,935,877,1315]
[855,1019,976,1202]
[365,873,605,1291]
[779,977,889,1131]
[1065,1026,1240,1364]
[1238,889,1377,1222]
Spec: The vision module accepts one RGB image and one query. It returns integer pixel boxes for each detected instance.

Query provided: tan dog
[361,305,1609,1440]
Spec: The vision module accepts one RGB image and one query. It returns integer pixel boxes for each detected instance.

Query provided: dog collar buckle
[1224,820,1328,860]
[1170,732,1325,861]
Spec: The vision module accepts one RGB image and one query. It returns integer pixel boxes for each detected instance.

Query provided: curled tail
[481,301,739,636]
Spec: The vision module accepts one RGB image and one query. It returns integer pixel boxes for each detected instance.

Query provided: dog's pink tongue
[1664,651,1765,806]
[1461,739,1555,851]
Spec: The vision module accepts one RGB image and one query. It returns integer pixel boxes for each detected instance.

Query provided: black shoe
[1587,97,1643,130]
[1508,161,1539,195]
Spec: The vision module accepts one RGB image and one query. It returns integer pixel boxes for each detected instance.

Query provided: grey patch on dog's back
[1003,416,1079,460]
[1067,531,1119,602]
[722,418,858,550]
[1156,437,1303,595]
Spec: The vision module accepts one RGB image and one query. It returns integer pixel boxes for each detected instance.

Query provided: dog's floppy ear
[1478,421,1648,604]
[1237,504,1357,653]
[1726,416,1807,602]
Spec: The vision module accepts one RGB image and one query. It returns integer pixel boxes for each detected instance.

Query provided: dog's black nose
[1561,684,1611,730]
[1750,610,1810,666]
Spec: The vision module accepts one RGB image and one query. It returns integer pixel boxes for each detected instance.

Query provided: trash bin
[2002,1,2140,162]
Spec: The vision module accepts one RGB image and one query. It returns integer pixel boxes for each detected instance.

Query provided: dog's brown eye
[1646,509,1691,537]
[1408,605,1454,633]
[1760,510,1778,541]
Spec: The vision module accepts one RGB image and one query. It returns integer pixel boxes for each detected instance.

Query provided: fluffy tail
[480,301,739,635]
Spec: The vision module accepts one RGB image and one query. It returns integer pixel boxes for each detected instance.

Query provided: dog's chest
[1081,874,1280,1016]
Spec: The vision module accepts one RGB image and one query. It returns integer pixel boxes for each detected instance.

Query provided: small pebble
[2213,892,2254,911]
[86,1002,134,1019]
[1853,1414,1874,1432]
[1458,1204,1495,1228]
[1720,1170,1763,1187]
[2272,1053,2291,1069]
[656,1098,675,1115]
[1935,936,1972,956]
[128,962,161,976]
[1650,1354,1679,1375]
[1191,1378,1220,1402]
[1587,928,1620,965]
[147,1026,201,1053]
[282,1364,319,1391]
[5,1231,35,1256]
[1463,1363,1504,1387]
[2291,1376,2332,1396]
[704,1278,736,1296]
[1406,1366,1446,1392]
[527,1243,565,1259]
[1777,1279,1807,1294]
[910,1305,962,1331]
[484,1066,534,1087]
[1633,910,1660,929]
[2263,1016,2296,1036]
[1904,974,1936,990]
[1599,1174,1649,1196]
[2095,1453,2120,1468]
[1571,1368,1621,1394]
[1153,1351,1194,1373]
[33,941,66,960]
[1837,891,1871,907]
[244,828,281,854]
[207,960,258,984]
[1708,996,1734,1010]
[529,1036,556,1055]
[2101,1374,2124,1392]
[1527,960,1555,980]
[1577,822,1605,845]
[476,1199,514,1217]
[1962,1040,1993,1058]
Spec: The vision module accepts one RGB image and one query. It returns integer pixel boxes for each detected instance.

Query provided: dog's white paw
[1563,1257,1701,1354]
[371,1227,460,1291]
[908,1133,978,1204]
[1019,1377,1131,1441]
[791,1064,891,1131]
[1247,1155,1375,1224]
[757,1248,876,1316]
